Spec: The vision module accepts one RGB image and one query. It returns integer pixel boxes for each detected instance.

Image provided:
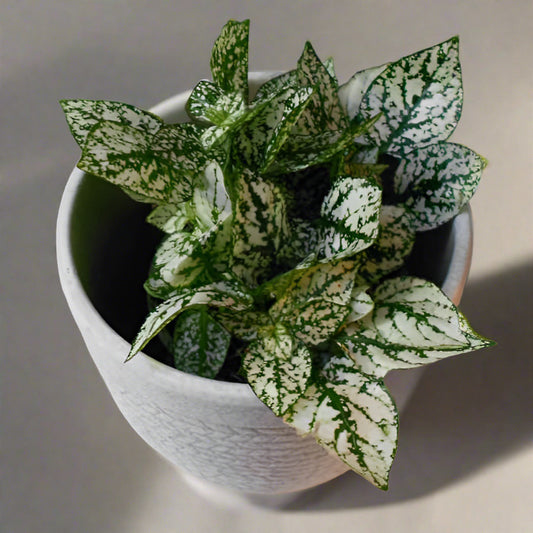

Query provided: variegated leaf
[210,19,250,97]
[294,41,347,134]
[172,307,231,378]
[212,308,271,342]
[78,121,207,203]
[393,142,485,231]
[319,175,382,260]
[356,205,416,284]
[270,260,356,345]
[144,232,205,299]
[345,285,374,324]
[338,64,389,120]
[192,161,232,229]
[60,99,162,147]
[235,86,314,172]
[336,276,494,378]
[360,37,463,156]
[278,218,320,268]
[243,325,312,416]
[127,280,253,361]
[253,70,297,102]
[272,114,380,175]
[146,203,191,234]
[230,169,289,286]
[285,354,398,489]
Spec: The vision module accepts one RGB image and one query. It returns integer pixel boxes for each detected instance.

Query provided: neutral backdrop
[2,1,532,532]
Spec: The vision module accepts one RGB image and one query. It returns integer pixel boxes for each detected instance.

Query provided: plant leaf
[243,325,312,416]
[360,37,463,156]
[78,121,208,204]
[270,260,356,345]
[172,307,231,379]
[294,41,347,134]
[319,175,382,260]
[230,169,289,286]
[285,353,398,489]
[338,64,389,120]
[356,205,416,284]
[270,115,379,175]
[235,85,314,172]
[393,142,485,231]
[210,19,250,97]
[146,203,191,234]
[336,276,494,377]
[144,231,205,299]
[345,285,374,324]
[60,99,163,148]
[127,280,253,361]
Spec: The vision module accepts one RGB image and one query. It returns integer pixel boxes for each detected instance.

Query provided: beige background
[2,1,532,531]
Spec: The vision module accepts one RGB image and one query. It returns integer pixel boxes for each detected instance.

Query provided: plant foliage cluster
[61,20,493,488]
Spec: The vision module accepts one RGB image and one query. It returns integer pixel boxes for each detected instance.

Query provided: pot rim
[56,72,473,405]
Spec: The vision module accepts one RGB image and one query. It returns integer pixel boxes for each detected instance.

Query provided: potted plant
[57,19,493,493]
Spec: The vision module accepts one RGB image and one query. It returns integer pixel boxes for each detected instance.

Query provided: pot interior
[69,172,455,368]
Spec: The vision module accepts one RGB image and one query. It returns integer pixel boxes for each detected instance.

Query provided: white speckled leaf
[144,232,204,299]
[338,64,389,120]
[253,70,297,102]
[235,85,314,172]
[210,19,250,97]
[146,203,191,234]
[360,37,463,156]
[127,280,253,361]
[356,205,416,284]
[269,260,356,345]
[336,276,494,377]
[60,99,163,147]
[285,353,398,489]
[319,175,382,260]
[345,285,374,324]
[230,169,289,286]
[294,41,346,134]
[172,308,231,379]
[243,325,312,416]
[394,142,485,231]
[78,121,207,203]
[271,115,379,175]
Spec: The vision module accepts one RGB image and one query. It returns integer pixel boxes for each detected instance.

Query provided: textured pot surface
[57,75,473,494]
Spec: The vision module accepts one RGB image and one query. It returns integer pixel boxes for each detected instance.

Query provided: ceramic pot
[56,73,473,494]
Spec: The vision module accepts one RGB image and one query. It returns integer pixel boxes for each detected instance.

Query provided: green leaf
[360,37,463,156]
[285,353,398,489]
[210,19,250,97]
[127,280,253,361]
[243,324,312,416]
[356,205,416,284]
[319,175,382,260]
[294,41,347,134]
[336,276,494,378]
[172,308,231,379]
[338,64,389,120]
[393,142,485,231]
[230,169,289,286]
[60,99,162,148]
[269,260,357,345]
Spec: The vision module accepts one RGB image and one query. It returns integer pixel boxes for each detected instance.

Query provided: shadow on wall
[282,260,533,511]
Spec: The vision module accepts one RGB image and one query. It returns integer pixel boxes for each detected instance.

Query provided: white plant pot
[56,73,473,495]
